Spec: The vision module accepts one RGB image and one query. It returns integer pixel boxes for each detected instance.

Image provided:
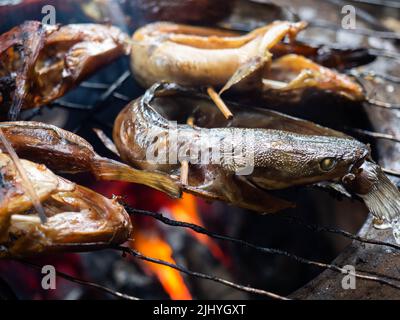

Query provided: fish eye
[320,158,337,171]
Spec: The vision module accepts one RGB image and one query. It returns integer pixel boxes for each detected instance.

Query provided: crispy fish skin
[0,153,132,258]
[131,21,304,89]
[0,21,130,118]
[130,21,364,101]
[113,83,369,213]
[0,121,181,198]
[0,153,59,242]
[0,21,47,119]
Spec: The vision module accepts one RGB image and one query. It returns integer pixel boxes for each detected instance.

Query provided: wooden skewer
[186,116,195,126]
[180,117,195,185]
[11,214,41,224]
[180,160,189,185]
[207,86,233,120]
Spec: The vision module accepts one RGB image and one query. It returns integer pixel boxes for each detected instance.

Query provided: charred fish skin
[130,21,304,89]
[0,21,130,118]
[0,152,133,258]
[113,83,370,212]
[0,121,181,198]
[0,121,98,174]
[130,21,364,102]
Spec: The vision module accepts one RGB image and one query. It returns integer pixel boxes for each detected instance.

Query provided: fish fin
[258,21,307,53]
[234,176,295,214]
[356,163,400,222]
[262,69,317,91]
[92,158,182,199]
[187,171,294,213]
[219,55,270,95]
[218,21,306,95]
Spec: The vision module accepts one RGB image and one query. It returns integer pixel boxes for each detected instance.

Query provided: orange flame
[131,193,227,300]
[164,193,228,265]
[132,231,192,300]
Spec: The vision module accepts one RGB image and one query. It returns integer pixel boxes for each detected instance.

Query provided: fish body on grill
[0,152,132,258]
[113,83,370,213]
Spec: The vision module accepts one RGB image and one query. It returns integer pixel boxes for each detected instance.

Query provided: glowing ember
[131,231,192,300]
[90,182,227,298]
[163,193,229,265]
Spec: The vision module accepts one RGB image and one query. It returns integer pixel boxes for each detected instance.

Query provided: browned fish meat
[113,83,370,213]
[0,121,181,198]
[0,21,130,119]
[0,152,132,258]
[130,21,364,103]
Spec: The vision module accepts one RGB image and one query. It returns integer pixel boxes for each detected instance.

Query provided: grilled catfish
[0,21,130,119]
[0,152,132,258]
[130,21,365,103]
[113,83,372,213]
[0,121,181,198]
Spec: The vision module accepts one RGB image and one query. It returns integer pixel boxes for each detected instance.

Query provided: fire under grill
[0,0,400,300]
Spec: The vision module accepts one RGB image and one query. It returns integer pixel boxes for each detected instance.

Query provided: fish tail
[358,164,400,223]
[357,163,400,243]
[92,158,182,198]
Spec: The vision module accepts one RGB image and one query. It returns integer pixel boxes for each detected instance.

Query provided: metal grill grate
[2,0,400,300]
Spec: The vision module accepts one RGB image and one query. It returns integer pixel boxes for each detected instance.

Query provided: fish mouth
[341,147,370,185]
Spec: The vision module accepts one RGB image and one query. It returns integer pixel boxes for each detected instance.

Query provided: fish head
[250,131,370,189]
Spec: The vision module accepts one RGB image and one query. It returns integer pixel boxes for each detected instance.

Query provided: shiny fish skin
[131,21,304,89]
[130,21,364,102]
[0,152,132,258]
[113,83,370,213]
[0,121,181,198]
[0,21,130,118]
